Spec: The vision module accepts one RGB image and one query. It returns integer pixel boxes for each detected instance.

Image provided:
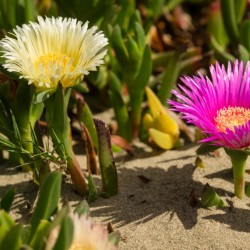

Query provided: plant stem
[45,84,87,196]
[224,148,248,199]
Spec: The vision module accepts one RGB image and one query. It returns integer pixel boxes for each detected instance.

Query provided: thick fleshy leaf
[94,119,118,197]
[245,184,250,197]
[71,83,89,93]
[201,184,225,208]
[145,87,165,117]
[0,211,15,245]
[239,44,249,62]
[149,128,174,150]
[0,224,22,250]
[143,113,154,130]
[108,232,121,247]
[0,188,15,212]
[73,200,90,217]
[196,143,221,155]
[33,89,55,104]
[52,216,74,250]
[77,97,98,152]
[157,51,181,103]
[109,88,132,142]
[30,171,61,240]
[221,0,240,45]
[153,112,179,138]
[194,156,205,168]
[30,220,50,250]
[210,36,235,63]
[88,174,98,202]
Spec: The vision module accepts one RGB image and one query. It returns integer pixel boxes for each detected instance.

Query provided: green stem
[224,148,248,199]
[44,84,87,196]
[129,92,143,139]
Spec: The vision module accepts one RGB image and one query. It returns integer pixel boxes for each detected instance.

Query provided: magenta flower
[169,60,250,149]
[169,60,250,199]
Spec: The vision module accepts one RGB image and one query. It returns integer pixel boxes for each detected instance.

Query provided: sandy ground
[1,143,250,250]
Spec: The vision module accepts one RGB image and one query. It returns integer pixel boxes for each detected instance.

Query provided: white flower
[69,213,117,250]
[0,16,108,90]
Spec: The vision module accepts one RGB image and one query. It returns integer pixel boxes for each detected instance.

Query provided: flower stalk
[44,84,87,196]
[225,148,248,199]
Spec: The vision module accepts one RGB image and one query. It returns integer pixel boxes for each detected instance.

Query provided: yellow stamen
[34,52,74,72]
[215,106,250,132]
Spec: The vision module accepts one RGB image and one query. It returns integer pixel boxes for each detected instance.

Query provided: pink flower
[169,60,250,149]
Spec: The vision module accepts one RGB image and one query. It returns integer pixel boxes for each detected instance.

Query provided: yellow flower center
[34,52,74,72]
[215,106,250,132]
[69,243,95,250]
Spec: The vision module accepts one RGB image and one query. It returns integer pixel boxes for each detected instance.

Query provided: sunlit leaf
[201,184,225,208]
[30,171,61,240]
[149,128,174,150]
[145,87,165,117]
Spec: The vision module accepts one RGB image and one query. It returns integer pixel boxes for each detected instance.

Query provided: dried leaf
[111,135,135,156]
[81,123,98,175]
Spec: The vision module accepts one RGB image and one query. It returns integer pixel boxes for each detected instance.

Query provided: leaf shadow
[0,165,38,222]
[90,163,229,230]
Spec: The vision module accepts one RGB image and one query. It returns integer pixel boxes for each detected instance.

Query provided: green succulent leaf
[201,184,225,208]
[88,174,98,202]
[0,188,15,212]
[77,99,98,152]
[30,171,62,240]
[157,51,181,103]
[221,0,240,45]
[130,45,152,92]
[108,88,132,142]
[245,183,250,197]
[210,36,235,63]
[240,19,250,52]
[239,44,250,62]
[33,89,55,104]
[94,119,118,197]
[196,143,221,155]
[71,83,89,93]
[108,231,121,247]
[52,216,74,250]
[0,210,15,245]
[73,200,90,217]
[30,220,50,250]
[0,224,22,250]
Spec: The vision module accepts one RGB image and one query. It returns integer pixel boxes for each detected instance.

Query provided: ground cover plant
[0,0,250,249]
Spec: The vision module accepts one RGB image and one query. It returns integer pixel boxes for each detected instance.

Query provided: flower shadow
[203,205,250,232]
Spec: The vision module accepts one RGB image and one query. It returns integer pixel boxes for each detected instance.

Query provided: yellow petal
[149,128,174,149]
[143,113,154,130]
[153,112,179,138]
[145,87,165,117]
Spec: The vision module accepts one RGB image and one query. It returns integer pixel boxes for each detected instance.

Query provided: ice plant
[0,16,108,195]
[143,87,179,149]
[169,60,250,199]
[0,16,108,91]
[68,213,117,250]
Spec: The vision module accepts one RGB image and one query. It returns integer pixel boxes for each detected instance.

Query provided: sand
[1,142,250,250]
